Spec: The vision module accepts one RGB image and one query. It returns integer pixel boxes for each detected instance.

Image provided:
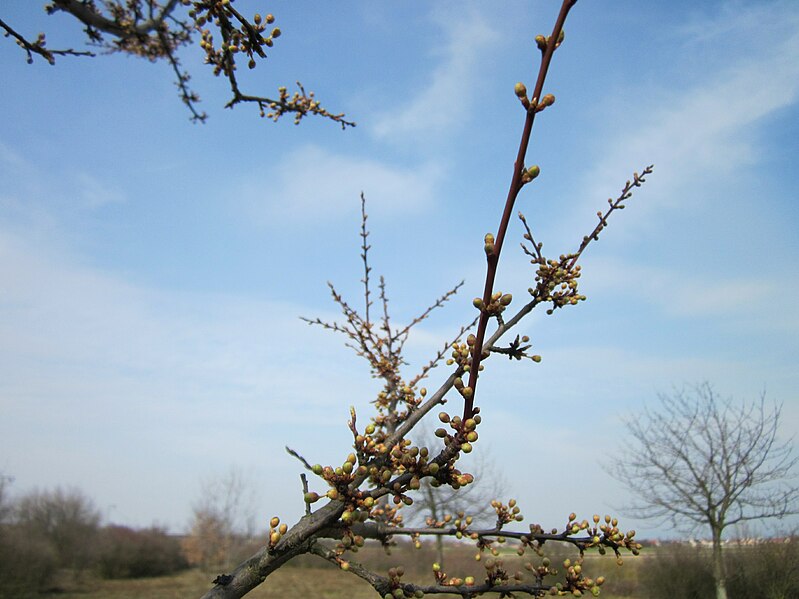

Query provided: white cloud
[243,144,443,224]
[370,6,499,142]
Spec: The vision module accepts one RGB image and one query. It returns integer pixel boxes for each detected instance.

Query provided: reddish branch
[463,0,576,420]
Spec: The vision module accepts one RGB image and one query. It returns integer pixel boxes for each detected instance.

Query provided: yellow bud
[514,82,528,98]
[270,517,280,528]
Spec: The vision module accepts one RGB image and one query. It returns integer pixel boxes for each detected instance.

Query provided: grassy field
[46,546,644,599]
[50,567,379,599]
[49,566,640,599]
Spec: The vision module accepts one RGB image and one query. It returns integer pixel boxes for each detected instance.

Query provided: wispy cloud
[571,3,799,228]
[370,6,499,142]
[583,257,795,326]
[241,144,443,224]
[1,140,125,210]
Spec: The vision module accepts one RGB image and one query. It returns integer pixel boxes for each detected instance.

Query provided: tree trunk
[711,529,728,599]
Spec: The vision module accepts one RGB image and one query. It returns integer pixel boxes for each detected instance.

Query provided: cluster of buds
[432,561,473,588]
[445,341,473,370]
[435,410,481,457]
[264,82,347,125]
[591,514,641,558]
[524,554,556,583]
[267,516,287,549]
[550,557,605,597]
[529,255,586,315]
[483,557,515,587]
[473,291,514,317]
[192,2,278,76]
[381,567,424,599]
[492,498,525,526]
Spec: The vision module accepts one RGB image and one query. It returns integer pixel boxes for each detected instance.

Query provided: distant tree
[0,1,354,126]
[183,468,257,571]
[13,486,102,576]
[609,383,799,599]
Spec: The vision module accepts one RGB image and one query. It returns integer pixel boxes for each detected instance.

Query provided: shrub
[640,540,799,599]
[638,544,715,599]
[13,486,100,574]
[727,537,799,599]
[0,524,58,598]
[97,525,189,579]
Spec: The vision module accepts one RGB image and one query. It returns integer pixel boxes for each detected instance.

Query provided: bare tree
[1,1,354,126]
[609,383,799,599]
[183,468,258,571]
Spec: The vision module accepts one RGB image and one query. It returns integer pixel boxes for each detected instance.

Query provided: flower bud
[514,82,528,98]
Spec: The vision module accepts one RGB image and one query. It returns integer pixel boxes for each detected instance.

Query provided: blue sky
[1,1,797,540]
